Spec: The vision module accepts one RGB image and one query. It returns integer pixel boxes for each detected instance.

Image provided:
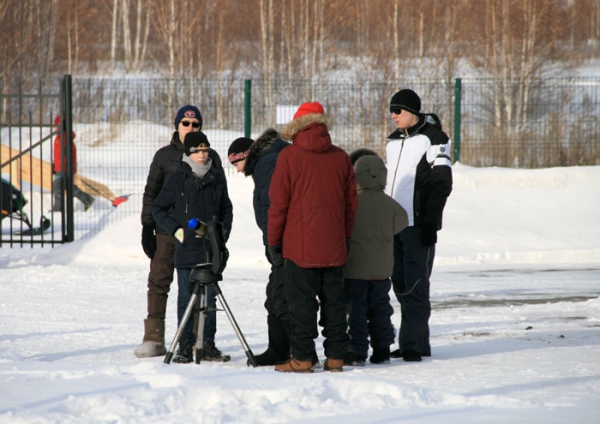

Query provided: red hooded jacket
[268,114,357,268]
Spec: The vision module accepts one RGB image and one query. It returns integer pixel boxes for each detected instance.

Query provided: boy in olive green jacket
[343,154,408,366]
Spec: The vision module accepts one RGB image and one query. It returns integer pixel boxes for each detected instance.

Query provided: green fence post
[244,79,252,138]
[453,78,461,163]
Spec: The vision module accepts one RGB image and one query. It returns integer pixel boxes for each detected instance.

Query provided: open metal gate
[0,75,75,247]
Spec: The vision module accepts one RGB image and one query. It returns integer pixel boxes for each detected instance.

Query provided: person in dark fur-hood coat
[229,129,292,366]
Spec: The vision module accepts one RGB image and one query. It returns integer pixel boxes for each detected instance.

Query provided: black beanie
[228,137,253,163]
[390,89,421,115]
[174,105,203,129]
[184,131,210,156]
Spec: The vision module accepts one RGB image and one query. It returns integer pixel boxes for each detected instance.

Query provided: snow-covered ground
[1,131,599,422]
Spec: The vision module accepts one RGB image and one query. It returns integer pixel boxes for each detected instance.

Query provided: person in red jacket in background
[268,102,358,373]
[52,115,95,212]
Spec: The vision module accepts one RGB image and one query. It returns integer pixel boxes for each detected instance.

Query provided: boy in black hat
[385,89,453,362]
[228,137,253,173]
[152,131,233,363]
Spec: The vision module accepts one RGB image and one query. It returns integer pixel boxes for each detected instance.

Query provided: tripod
[163,219,257,367]
[164,266,257,366]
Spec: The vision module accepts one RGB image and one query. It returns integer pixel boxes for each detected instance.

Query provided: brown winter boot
[134,319,167,358]
[274,358,314,373]
[323,358,344,372]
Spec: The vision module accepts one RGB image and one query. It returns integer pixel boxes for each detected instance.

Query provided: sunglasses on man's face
[189,146,210,154]
[390,107,403,115]
[180,120,200,128]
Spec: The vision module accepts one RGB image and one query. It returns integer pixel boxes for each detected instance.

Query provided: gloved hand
[141,225,156,259]
[174,227,184,244]
[267,245,284,267]
[420,222,438,247]
[265,246,273,266]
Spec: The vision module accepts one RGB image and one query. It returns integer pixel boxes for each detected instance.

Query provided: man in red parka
[268,102,358,373]
[52,115,95,211]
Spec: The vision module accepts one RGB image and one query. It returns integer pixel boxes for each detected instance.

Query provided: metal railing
[2,76,599,243]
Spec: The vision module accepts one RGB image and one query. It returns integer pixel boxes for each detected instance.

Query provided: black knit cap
[184,131,210,156]
[228,137,253,164]
[390,89,421,115]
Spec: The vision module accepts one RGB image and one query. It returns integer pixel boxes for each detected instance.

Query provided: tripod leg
[194,284,208,364]
[164,282,201,364]
[213,283,258,368]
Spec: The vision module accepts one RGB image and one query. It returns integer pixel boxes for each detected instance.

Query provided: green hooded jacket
[343,155,408,280]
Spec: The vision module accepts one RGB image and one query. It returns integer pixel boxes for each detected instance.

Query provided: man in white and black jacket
[384,89,453,362]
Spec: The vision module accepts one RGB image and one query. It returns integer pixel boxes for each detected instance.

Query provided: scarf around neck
[183,155,212,179]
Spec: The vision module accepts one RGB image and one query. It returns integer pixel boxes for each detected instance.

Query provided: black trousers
[263,247,290,326]
[391,226,435,356]
[345,278,395,358]
[284,259,349,361]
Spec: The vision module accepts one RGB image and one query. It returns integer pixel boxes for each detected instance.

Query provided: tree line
[1,0,599,91]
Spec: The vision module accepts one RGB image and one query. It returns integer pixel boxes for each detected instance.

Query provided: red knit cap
[54,115,61,125]
[293,102,324,120]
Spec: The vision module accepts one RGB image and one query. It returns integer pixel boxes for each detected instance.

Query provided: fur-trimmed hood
[281,113,329,142]
[244,128,289,177]
[281,114,331,154]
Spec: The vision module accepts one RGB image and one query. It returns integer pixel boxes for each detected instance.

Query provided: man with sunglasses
[385,89,453,363]
[135,104,229,362]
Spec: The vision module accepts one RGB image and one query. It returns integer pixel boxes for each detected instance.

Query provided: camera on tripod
[164,218,257,367]
[187,217,229,280]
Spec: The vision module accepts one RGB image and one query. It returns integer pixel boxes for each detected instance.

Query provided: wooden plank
[73,174,116,201]
[1,144,117,202]
[1,144,53,191]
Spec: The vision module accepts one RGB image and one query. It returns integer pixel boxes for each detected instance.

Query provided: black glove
[267,245,284,267]
[420,222,438,247]
[265,246,273,266]
[141,225,156,259]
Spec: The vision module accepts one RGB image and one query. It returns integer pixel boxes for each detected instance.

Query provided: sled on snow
[0,178,51,235]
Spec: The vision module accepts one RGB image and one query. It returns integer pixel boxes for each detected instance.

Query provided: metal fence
[0,77,77,246]
[457,78,600,168]
[1,76,599,242]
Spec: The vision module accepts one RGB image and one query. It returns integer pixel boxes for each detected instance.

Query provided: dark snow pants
[391,226,435,356]
[344,278,395,358]
[146,233,175,320]
[285,260,349,361]
[264,247,290,325]
[52,174,94,211]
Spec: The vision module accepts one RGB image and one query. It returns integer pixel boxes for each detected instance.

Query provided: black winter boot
[251,316,291,366]
[74,186,95,211]
[199,341,231,362]
[172,341,194,363]
[344,352,366,366]
[370,347,391,364]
